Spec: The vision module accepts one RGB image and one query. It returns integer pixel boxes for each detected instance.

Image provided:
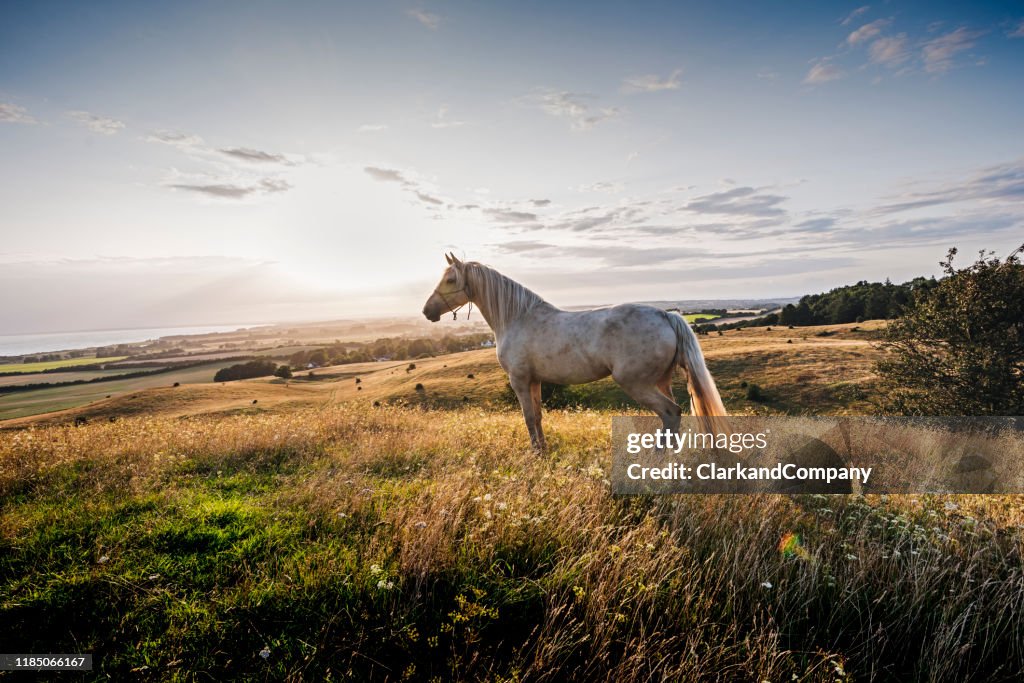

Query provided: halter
[434,283,473,320]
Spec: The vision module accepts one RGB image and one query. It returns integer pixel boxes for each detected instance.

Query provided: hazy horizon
[3,1,1023,335]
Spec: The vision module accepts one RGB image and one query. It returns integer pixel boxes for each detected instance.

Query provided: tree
[274,365,293,379]
[876,245,1024,415]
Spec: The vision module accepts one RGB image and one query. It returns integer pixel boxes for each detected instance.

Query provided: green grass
[683,313,722,324]
[0,356,127,374]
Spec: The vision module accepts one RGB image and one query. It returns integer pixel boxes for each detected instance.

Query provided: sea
[0,325,267,357]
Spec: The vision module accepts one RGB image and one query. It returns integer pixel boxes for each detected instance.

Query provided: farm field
[0,360,250,421]
[0,368,133,388]
[0,356,127,374]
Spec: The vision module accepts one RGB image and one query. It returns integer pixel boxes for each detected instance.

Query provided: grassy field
[0,356,127,374]
[2,404,1022,680]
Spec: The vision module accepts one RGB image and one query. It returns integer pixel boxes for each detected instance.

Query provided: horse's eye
[446,277,456,284]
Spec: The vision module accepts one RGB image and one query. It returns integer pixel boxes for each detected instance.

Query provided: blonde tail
[669,313,729,433]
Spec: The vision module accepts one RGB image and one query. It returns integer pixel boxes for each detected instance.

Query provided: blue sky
[1,1,1023,333]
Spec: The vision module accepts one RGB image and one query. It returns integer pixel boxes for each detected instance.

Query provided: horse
[422,253,728,453]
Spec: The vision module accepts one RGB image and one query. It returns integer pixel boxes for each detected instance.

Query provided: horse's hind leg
[530,381,547,452]
[619,382,683,434]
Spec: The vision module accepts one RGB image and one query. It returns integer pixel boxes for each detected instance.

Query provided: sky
[1,0,1023,334]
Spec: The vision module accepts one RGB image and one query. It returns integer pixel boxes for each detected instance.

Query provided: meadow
[2,404,1022,681]
[1,320,1021,681]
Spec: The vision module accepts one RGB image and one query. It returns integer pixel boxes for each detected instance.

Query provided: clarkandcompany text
[626,462,872,485]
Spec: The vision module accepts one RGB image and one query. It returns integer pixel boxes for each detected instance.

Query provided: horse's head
[423,252,471,322]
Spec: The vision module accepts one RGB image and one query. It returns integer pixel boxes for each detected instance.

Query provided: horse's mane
[463,261,546,331]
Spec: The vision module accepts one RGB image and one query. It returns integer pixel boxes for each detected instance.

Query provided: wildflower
[148,574,160,580]
[761,581,773,589]
[370,564,382,575]
[377,579,395,590]
[259,647,270,660]
[337,512,348,518]
[496,502,508,511]
[483,493,492,501]
[413,521,427,529]
[98,555,110,564]
[845,553,858,561]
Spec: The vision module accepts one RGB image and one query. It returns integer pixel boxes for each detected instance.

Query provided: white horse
[422,253,728,452]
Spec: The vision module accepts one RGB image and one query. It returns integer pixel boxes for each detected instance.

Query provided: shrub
[213,359,278,382]
[745,383,766,402]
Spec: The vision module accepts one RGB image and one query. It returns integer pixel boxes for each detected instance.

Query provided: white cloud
[0,102,37,125]
[67,110,125,135]
[1010,20,1024,38]
[847,18,890,45]
[407,8,440,29]
[621,68,683,93]
[534,90,620,130]
[358,123,388,132]
[922,27,984,74]
[868,34,909,67]
[803,58,843,85]
[841,6,870,26]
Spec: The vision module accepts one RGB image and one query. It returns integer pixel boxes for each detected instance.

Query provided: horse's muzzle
[423,307,441,322]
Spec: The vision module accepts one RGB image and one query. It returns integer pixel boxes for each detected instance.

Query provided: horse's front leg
[509,375,544,454]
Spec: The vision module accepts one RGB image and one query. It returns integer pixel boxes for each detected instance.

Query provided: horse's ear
[445,253,453,265]
[449,252,463,267]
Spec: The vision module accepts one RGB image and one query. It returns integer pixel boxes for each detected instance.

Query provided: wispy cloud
[67,110,124,135]
[407,8,440,29]
[217,147,294,164]
[1010,20,1024,38]
[168,177,291,199]
[364,166,415,186]
[846,18,890,45]
[576,181,625,193]
[803,58,843,84]
[358,123,388,132]
[145,129,204,148]
[922,27,985,73]
[841,6,871,26]
[683,186,789,219]
[868,34,910,67]
[534,90,620,130]
[874,158,1024,213]
[621,68,682,93]
[0,102,37,125]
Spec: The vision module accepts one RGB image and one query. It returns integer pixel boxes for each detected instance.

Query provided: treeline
[288,333,494,369]
[213,360,280,382]
[698,277,940,331]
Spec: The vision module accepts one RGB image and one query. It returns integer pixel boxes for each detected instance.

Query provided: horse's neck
[466,266,545,338]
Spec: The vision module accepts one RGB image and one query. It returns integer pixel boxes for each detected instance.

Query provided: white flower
[98,555,110,564]
[943,502,958,511]
[259,647,270,660]
[846,553,859,561]
[483,493,492,501]
[761,581,773,589]
[377,579,394,590]
[370,564,382,575]
[496,502,508,511]
[413,521,427,529]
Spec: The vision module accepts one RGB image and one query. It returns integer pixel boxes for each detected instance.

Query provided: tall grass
[2,404,1023,680]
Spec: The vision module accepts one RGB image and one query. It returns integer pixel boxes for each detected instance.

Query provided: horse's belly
[532,358,610,385]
